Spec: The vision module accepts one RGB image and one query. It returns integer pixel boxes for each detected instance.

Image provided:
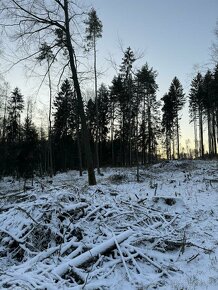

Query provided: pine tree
[85,8,103,174]
[18,103,38,179]
[189,73,204,158]
[119,47,136,165]
[161,93,174,159]
[202,71,215,155]
[168,77,185,159]
[136,64,159,163]
[53,79,77,171]
[7,87,24,143]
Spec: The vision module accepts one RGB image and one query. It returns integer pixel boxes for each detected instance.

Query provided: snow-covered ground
[0,160,218,289]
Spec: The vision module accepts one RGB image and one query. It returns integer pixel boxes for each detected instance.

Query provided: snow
[0,159,218,289]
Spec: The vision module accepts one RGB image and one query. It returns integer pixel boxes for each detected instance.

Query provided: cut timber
[52,229,133,277]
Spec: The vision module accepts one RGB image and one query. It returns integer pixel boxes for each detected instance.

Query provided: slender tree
[120,47,136,165]
[7,87,24,143]
[161,93,174,159]
[85,8,103,174]
[53,79,77,171]
[189,73,204,158]
[136,64,159,163]
[37,42,55,176]
[168,77,185,159]
[202,71,215,156]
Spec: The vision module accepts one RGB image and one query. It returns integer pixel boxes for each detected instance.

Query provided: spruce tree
[53,79,77,171]
[119,47,136,165]
[168,77,185,159]
[136,64,159,163]
[161,93,174,159]
[189,73,204,158]
[7,87,24,143]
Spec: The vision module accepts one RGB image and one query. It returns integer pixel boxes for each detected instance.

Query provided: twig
[187,253,200,263]
[16,206,40,225]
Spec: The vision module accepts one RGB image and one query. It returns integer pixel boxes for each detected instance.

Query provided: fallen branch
[52,229,133,277]
[187,253,200,263]
[0,228,24,244]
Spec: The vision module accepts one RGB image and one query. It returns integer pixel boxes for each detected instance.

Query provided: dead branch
[52,229,133,277]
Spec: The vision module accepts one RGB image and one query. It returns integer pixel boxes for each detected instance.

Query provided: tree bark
[93,33,100,174]
[64,0,96,185]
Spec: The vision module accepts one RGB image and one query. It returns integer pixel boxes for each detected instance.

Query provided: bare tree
[0,0,96,185]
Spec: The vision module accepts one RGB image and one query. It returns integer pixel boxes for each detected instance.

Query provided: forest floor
[0,160,218,290]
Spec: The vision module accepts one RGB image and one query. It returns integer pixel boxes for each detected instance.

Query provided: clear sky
[87,0,218,146]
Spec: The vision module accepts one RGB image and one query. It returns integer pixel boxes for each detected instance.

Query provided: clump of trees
[0,1,217,182]
[189,65,218,158]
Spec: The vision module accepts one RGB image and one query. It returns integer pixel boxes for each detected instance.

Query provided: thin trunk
[111,102,115,166]
[2,88,8,141]
[207,110,212,154]
[212,111,217,155]
[136,88,139,182]
[64,0,96,185]
[194,112,198,158]
[128,84,132,166]
[147,100,152,163]
[142,97,146,164]
[76,129,83,177]
[93,33,100,175]
[166,130,170,159]
[199,108,204,158]
[172,130,175,159]
[75,97,83,177]
[48,59,53,177]
[176,115,180,159]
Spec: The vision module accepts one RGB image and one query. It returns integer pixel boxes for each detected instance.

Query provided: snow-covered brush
[0,161,217,289]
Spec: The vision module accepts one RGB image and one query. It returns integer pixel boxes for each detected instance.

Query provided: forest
[0,1,217,186]
[0,2,218,290]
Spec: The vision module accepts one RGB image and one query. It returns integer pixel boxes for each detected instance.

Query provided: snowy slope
[0,160,217,289]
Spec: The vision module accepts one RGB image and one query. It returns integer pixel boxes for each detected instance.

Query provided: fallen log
[52,229,133,277]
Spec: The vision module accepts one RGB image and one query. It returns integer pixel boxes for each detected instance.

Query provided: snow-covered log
[52,229,133,277]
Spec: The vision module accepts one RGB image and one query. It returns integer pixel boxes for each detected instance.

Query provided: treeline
[0,49,218,178]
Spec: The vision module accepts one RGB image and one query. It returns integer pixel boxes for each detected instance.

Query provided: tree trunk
[194,112,198,158]
[93,34,100,175]
[64,0,96,185]
[111,102,115,166]
[199,108,204,158]
[212,111,217,155]
[48,59,53,177]
[176,115,180,159]
[136,91,139,182]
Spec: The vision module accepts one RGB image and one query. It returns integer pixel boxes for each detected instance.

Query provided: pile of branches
[0,182,210,289]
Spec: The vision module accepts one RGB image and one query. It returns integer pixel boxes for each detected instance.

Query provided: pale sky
[88,0,218,147]
[1,0,218,148]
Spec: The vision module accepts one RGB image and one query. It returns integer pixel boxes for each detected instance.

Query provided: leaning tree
[0,0,96,185]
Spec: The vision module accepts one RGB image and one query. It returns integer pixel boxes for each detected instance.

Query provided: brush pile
[0,160,217,289]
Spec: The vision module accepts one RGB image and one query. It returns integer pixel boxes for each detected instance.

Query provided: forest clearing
[0,160,217,289]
